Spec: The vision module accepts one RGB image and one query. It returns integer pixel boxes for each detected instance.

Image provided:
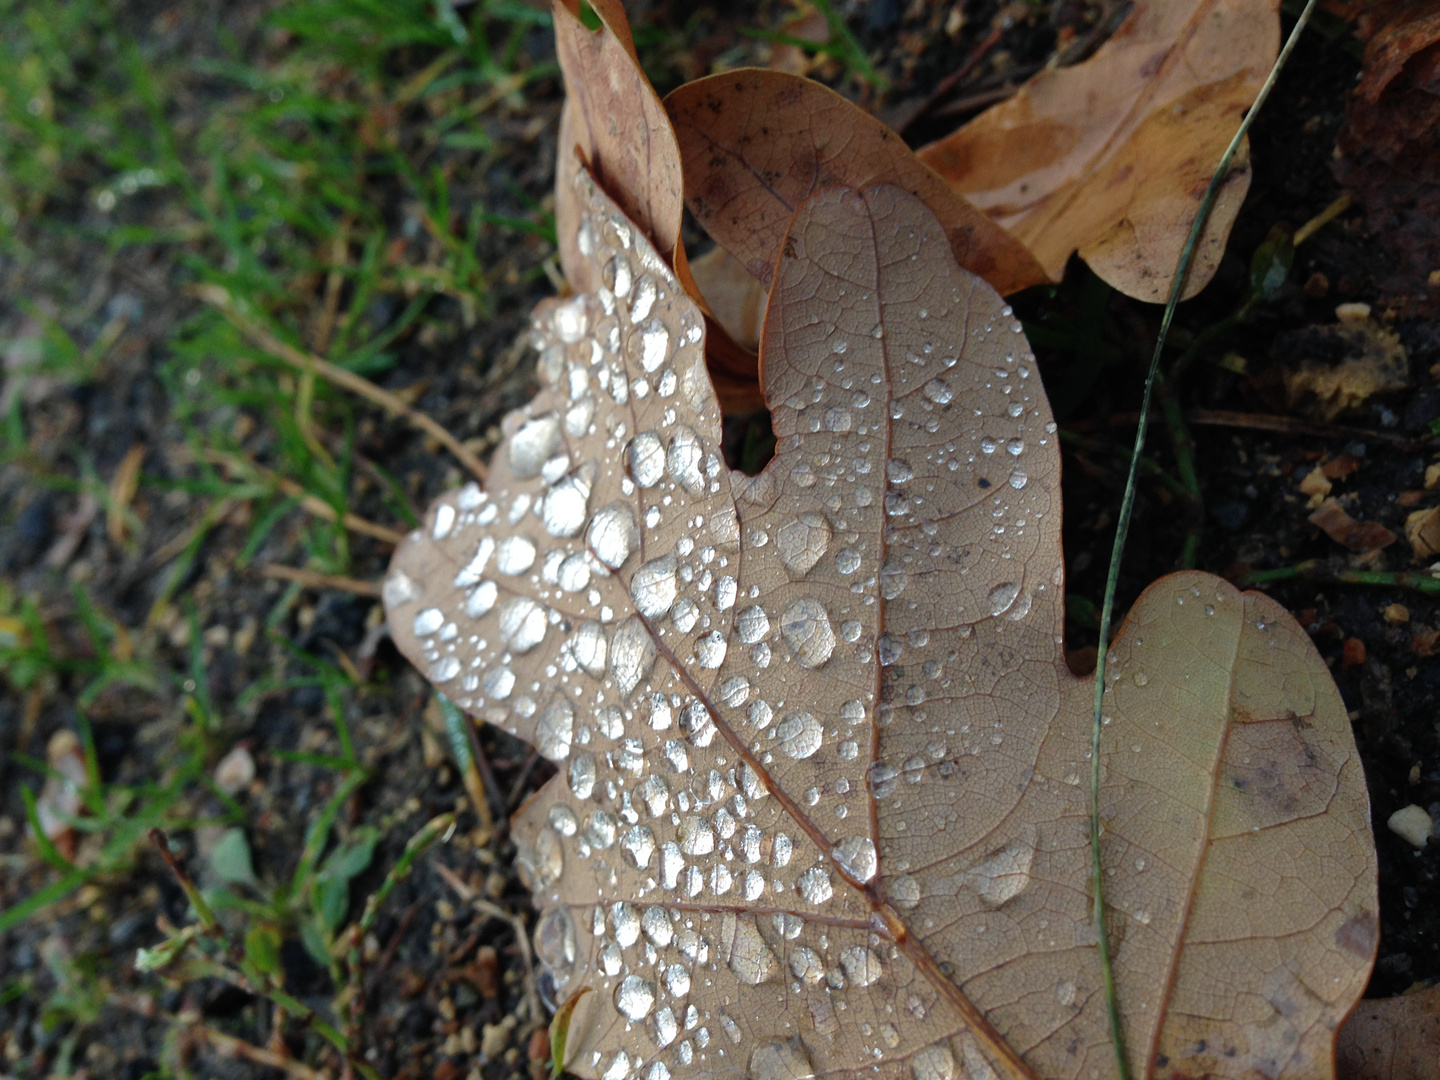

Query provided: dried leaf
[1309,497,1398,553]
[1336,982,1440,1080]
[552,0,683,294]
[1404,506,1440,560]
[666,69,1048,296]
[917,0,1278,302]
[384,172,1377,1079]
[683,246,767,352]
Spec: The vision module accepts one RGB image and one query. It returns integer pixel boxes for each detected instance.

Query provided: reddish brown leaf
[665,69,1048,296]
[917,0,1278,302]
[1309,498,1399,552]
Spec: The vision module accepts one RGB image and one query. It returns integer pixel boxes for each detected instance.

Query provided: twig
[193,1024,332,1080]
[1239,560,1440,596]
[897,22,1005,133]
[262,565,382,598]
[1087,6,1318,1079]
[202,449,405,545]
[1188,408,1416,446]
[1293,192,1353,247]
[148,828,218,934]
[197,284,489,483]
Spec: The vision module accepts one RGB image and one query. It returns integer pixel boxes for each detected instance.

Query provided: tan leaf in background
[383,170,1376,1079]
[917,0,1279,302]
[666,69,1048,297]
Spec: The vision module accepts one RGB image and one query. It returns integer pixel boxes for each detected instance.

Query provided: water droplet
[797,866,833,905]
[585,810,617,848]
[533,905,577,978]
[911,1044,957,1080]
[481,665,514,700]
[614,975,655,1021]
[542,475,591,537]
[552,296,588,343]
[1056,981,1078,1007]
[432,503,456,540]
[648,1007,678,1049]
[833,836,877,882]
[749,1040,814,1080]
[1132,671,1149,687]
[725,915,777,985]
[642,906,673,946]
[498,597,547,653]
[775,712,822,759]
[509,416,561,478]
[620,824,655,869]
[664,962,691,998]
[923,379,955,406]
[988,581,1020,616]
[1007,437,1024,455]
[608,616,656,697]
[631,555,678,617]
[836,548,862,575]
[587,502,638,569]
[536,699,574,761]
[639,322,669,372]
[627,432,665,488]
[870,762,899,798]
[887,459,915,483]
[413,608,444,637]
[737,605,770,643]
[382,570,418,609]
[495,536,536,576]
[1008,470,1028,489]
[965,837,1035,906]
[880,558,908,600]
[780,598,836,667]
[889,874,921,909]
[840,945,882,987]
[790,946,825,984]
[601,1051,630,1080]
[567,750,596,799]
[667,425,706,495]
[776,514,831,577]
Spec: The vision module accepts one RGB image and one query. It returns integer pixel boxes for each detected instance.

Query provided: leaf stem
[1087,4,1316,1077]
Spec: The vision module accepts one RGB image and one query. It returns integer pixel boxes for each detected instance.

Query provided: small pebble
[1384,603,1411,624]
[1387,804,1434,848]
[214,745,255,795]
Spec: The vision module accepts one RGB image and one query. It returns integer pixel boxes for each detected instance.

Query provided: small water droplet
[797,866,833,905]
[988,582,1021,616]
[833,836,877,882]
[780,598,836,667]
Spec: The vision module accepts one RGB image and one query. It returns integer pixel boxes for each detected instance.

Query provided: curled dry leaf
[666,70,1048,297]
[917,0,1279,303]
[383,169,1377,1079]
[551,1,762,413]
[1308,498,1398,554]
[552,0,683,295]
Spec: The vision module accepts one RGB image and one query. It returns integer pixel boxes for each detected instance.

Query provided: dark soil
[1,1,1436,1077]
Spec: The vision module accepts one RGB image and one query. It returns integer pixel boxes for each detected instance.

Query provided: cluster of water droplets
[384,176,1092,1080]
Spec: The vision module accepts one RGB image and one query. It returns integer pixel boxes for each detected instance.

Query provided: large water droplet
[609,616,656,697]
[495,535,537,576]
[413,608,444,637]
[535,699,574,761]
[988,581,1021,617]
[775,712,823,760]
[775,514,831,577]
[724,915,777,985]
[910,1044,957,1080]
[789,946,825,984]
[542,475,591,538]
[639,321,669,372]
[509,415,561,478]
[587,502,638,569]
[693,630,727,668]
[780,599,836,668]
[631,555,678,617]
[568,753,596,799]
[648,1007,678,1049]
[498,597,547,653]
[627,432,665,488]
[840,945,882,987]
[796,866,833,905]
[966,837,1035,906]
[749,1040,815,1080]
[552,296,588,343]
[833,836,877,883]
[614,975,655,1021]
[667,425,706,495]
[562,620,608,678]
[923,379,953,405]
[533,905,577,979]
[585,810,617,848]
[737,605,771,643]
